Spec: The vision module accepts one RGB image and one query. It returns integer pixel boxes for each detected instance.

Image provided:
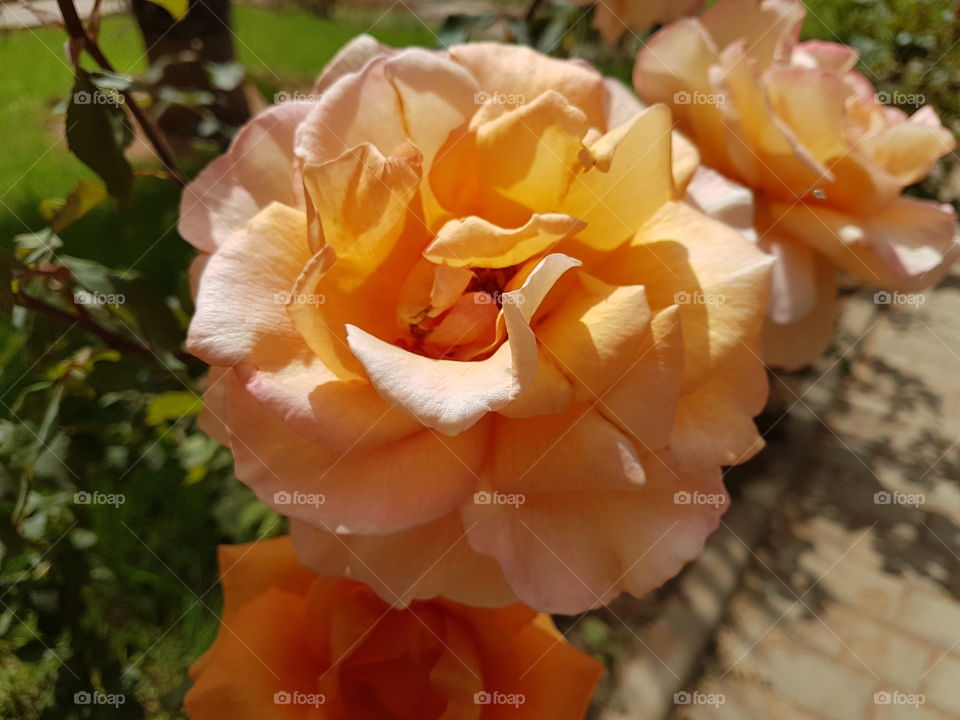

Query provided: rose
[571,0,704,45]
[183,36,772,613]
[635,0,958,369]
[184,537,601,719]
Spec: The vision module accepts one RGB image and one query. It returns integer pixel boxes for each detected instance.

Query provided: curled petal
[424,213,585,269]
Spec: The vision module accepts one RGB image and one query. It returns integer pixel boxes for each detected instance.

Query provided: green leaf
[145,0,189,20]
[437,13,496,46]
[115,276,184,355]
[146,392,201,425]
[59,255,122,296]
[40,179,108,233]
[66,69,134,198]
[89,70,135,92]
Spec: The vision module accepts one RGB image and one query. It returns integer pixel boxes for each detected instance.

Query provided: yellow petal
[561,105,675,251]
[424,213,585,269]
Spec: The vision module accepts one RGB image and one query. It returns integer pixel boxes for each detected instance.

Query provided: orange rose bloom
[572,0,704,45]
[635,0,958,368]
[185,537,601,720]
[183,37,772,613]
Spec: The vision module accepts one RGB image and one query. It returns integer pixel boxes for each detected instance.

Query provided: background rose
[183,37,772,613]
[571,0,704,45]
[634,0,958,369]
[185,537,601,719]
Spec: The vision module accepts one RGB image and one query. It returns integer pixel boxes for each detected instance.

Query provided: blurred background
[1,0,958,717]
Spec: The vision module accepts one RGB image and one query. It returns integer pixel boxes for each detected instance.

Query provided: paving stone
[679,676,822,720]
[920,652,960,710]
[718,637,877,720]
[898,587,960,650]
[870,688,952,720]
[777,604,937,691]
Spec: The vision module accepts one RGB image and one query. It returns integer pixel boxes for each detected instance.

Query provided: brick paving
[598,266,960,719]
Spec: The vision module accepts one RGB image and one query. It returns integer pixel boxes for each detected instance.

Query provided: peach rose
[571,0,704,45]
[185,537,601,719]
[182,37,772,613]
[634,0,959,369]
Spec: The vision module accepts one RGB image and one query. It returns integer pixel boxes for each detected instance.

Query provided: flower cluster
[181,2,956,716]
[635,0,957,368]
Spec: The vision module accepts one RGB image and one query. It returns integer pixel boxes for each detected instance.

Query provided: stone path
[597,266,960,719]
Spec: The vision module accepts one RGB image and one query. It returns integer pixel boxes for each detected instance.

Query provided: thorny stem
[56,0,188,187]
[13,292,195,367]
[524,0,547,23]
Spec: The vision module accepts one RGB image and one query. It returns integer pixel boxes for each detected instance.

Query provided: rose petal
[186,203,310,368]
[462,449,728,613]
[225,370,487,535]
[763,250,838,370]
[290,514,518,608]
[313,34,391,94]
[424,213,585,269]
[449,43,606,129]
[179,103,311,253]
[536,273,652,401]
[562,105,675,251]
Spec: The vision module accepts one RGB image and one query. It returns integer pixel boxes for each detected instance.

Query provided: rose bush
[182,36,772,613]
[634,0,958,368]
[185,537,601,719]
